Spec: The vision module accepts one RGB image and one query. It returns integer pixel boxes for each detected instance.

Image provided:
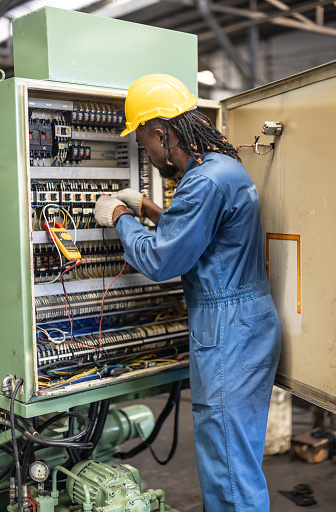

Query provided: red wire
[99,261,127,349]
[176,352,190,361]
[61,269,96,349]
[237,143,273,156]
[253,145,273,155]
[60,260,82,342]
[26,486,37,512]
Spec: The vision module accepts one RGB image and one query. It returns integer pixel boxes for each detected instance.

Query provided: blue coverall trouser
[186,285,281,512]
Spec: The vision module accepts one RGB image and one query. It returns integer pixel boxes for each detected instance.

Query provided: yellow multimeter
[44,221,81,261]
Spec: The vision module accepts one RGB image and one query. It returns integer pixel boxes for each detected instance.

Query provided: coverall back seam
[214,237,223,292]
[222,404,239,512]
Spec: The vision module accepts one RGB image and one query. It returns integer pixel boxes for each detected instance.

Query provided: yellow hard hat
[120,74,198,137]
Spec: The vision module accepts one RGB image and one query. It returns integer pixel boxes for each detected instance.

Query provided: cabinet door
[222,62,336,412]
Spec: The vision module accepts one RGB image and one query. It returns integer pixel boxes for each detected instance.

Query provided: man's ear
[155,128,164,142]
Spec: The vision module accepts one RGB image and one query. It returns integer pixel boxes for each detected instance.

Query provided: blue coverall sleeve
[116,174,227,282]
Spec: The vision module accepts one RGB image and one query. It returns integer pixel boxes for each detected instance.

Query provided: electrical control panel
[0,79,189,413]
[0,11,196,511]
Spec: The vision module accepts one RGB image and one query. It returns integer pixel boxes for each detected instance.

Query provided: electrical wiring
[42,203,77,242]
[38,363,103,388]
[13,412,92,448]
[99,261,127,348]
[60,259,83,342]
[38,360,90,372]
[253,144,274,155]
[0,460,14,481]
[41,203,78,285]
[42,371,104,390]
[38,342,183,377]
[37,340,188,388]
[31,207,37,231]
[121,353,157,364]
[236,143,274,156]
[176,352,189,361]
[38,208,44,232]
[119,351,182,370]
[148,379,181,466]
[153,359,177,365]
[36,326,66,344]
[10,377,24,512]
[36,308,188,385]
[37,316,187,352]
[20,410,93,487]
[27,487,37,512]
[116,380,182,461]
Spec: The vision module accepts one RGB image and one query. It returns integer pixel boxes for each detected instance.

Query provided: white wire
[42,203,77,242]
[36,326,67,345]
[41,271,62,285]
[40,204,78,285]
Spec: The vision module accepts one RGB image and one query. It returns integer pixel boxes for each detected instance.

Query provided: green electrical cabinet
[0,7,197,417]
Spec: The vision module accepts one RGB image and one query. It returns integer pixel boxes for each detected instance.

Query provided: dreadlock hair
[139,109,241,166]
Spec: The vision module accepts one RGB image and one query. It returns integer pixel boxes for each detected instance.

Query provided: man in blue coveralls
[95,74,281,512]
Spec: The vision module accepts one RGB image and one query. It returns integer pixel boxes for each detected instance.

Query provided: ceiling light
[197,70,216,86]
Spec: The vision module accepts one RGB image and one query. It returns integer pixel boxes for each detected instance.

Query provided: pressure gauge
[29,460,50,482]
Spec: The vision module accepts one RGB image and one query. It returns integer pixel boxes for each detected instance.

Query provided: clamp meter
[44,220,81,261]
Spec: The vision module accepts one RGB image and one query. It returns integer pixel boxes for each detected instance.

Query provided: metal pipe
[264,0,315,25]
[156,489,166,512]
[1,374,13,395]
[52,465,92,509]
[198,0,336,39]
[9,477,16,506]
[21,484,30,512]
[196,0,253,86]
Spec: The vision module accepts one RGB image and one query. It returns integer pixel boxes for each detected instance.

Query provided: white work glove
[94,195,132,227]
[112,188,146,217]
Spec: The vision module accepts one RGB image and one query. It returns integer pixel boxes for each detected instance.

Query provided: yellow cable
[32,209,37,231]
[38,209,44,231]
[151,359,177,364]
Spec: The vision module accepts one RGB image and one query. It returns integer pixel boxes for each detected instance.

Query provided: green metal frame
[12,6,198,96]
[0,364,189,418]
[0,78,35,401]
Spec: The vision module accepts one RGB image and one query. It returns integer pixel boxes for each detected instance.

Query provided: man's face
[136,126,179,179]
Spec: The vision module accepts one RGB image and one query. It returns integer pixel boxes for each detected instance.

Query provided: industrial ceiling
[1,0,336,88]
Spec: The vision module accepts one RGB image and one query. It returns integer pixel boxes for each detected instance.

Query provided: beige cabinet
[219,62,336,412]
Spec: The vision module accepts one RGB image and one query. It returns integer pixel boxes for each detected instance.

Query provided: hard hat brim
[120,127,131,137]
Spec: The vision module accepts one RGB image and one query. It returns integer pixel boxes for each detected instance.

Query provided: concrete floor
[121,389,336,512]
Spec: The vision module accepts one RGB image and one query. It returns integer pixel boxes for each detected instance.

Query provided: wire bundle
[1,378,94,511]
